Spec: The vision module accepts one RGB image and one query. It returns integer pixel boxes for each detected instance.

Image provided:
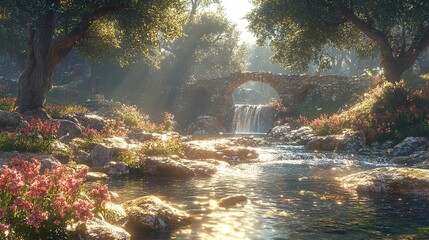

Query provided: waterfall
[233,104,275,134]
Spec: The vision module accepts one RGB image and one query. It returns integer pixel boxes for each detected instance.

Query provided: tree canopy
[248,0,429,82]
[0,0,187,111]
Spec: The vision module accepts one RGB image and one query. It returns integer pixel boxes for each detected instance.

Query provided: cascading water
[233,104,275,134]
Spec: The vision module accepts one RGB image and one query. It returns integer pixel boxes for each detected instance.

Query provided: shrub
[110,103,149,128]
[45,104,88,118]
[0,119,60,153]
[140,138,184,157]
[0,157,110,239]
[0,97,16,112]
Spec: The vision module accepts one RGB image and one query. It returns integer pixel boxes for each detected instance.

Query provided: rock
[268,125,315,145]
[22,108,50,120]
[0,110,22,127]
[184,139,259,163]
[122,195,193,230]
[218,195,248,208]
[127,130,158,142]
[78,218,130,240]
[144,157,217,178]
[55,119,83,140]
[86,172,109,182]
[74,150,91,165]
[104,161,129,176]
[76,113,106,130]
[90,138,129,167]
[185,116,226,135]
[390,151,429,166]
[390,137,428,157]
[340,167,429,196]
[380,140,395,150]
[335,130,366,153]
[306,135,341,151]
[51,140,72,164]
[104,202,128,227]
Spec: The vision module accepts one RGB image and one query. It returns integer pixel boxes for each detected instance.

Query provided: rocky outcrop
[86,172,109,182]
[75,113,106,130]
[389,137,428,157]
[185,116,227,135]
[122,196,193,231]
[144,157,218,178]
[104,161,129,176]
[391,151,429,166]
[306,135,341,151]
[104,202,128,227]
[341,167,429,196]
[218,195,248,208]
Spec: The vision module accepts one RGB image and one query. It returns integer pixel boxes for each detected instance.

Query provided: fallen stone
[218,195,248,208]
[340,167,429,196]
[122,195,193,230]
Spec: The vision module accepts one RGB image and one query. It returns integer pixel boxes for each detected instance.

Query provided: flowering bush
[0,118,60,153]
[45,104,88,118]
[0,97,16,112]
[0,157,110,239]
[268,99,289,121]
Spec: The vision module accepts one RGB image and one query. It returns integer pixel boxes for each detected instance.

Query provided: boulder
[86,172,109,182]
[218,195,248,208]
[104,161,129,176]
[103,202,128,227]
[122,195,193,230]
[268,125,315,145]
[76,113,106,130]
[390,151,429,166]
[55,119,82,140]
[306,135,341,151]
[90,138,129,167]
[0,110,22,127]
[144,157,217,178]
[335,130,366,153]
[341,167,429,196]
[390,137,428,157]
[78,218,130,240]
[185,116,226,135]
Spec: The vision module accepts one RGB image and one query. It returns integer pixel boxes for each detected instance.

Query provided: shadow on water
[109,139,429,240]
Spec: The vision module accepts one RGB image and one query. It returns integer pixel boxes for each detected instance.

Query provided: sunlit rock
[391,151,429,166]
[307,135,341,151]
[144,157,218,178]
[75,218,130,240]
[341,167,429,196]
[122,195,193,231]
[104,161,129,176]
[389,137,428,157]
[86,172,109,182]
[75,113,106,130]
[307,130,366,153]
[90,138,129,167]
[268,125,315,144]
[218,195,248,208]
[103,202,128,227]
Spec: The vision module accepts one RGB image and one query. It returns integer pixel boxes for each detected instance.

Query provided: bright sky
[221,0,256,44]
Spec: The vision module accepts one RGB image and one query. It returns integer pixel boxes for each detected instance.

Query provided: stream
[109,139,429,240]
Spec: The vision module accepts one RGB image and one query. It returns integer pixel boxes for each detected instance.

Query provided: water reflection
[109,140,429,240]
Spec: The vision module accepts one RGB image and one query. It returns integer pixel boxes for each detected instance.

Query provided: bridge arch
[176,72,371,132]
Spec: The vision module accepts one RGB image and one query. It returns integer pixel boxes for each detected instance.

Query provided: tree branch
[16,0,32,21]
[397,27,429,72]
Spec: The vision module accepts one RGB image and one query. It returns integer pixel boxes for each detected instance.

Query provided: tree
[0,0,186,112]
[248,0,429,82]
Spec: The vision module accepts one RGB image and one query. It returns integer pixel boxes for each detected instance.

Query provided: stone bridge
[175,72,372,131]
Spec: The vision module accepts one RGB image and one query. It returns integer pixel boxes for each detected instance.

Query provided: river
[109,139,429,240]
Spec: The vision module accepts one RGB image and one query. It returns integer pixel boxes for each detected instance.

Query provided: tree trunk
[17,13,56,113]
[381,50,402,83]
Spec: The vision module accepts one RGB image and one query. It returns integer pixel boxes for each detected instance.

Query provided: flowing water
[233,105,275,134]
[109,140,429,240]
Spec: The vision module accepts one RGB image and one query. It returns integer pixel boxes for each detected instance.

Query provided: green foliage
[45,103,88,118]
[110,103,149,128]
[248,0,429,78]
[117,149,142,168]
[140,138,184,157]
